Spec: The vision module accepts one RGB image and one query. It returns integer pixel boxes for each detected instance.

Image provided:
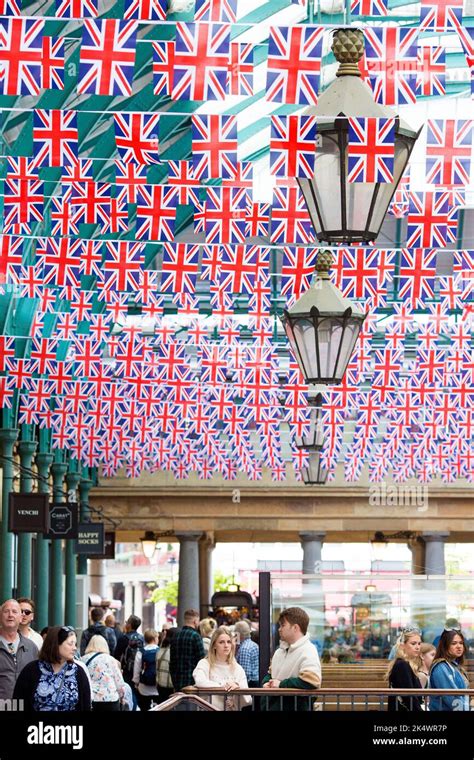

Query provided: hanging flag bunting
[347,117,395,183]
[270,186,315,244]
[407,190,449,248]
[266,25,324,104]
[172,22,230,101]
[350,0,388,14]
[417,46,446,97]
[270,115,317,178]
[113,112,160,165]
[135,186,177,241]
[0,18,43,95]
[55,0,98,16]
[78,20,137,96]
[123,0,167,19]
[420,0,463,31]
[41,37,64,90]
[364,27,418,105]
[204,187,248,244]
[194,0,237,22]
[32,110,79,167]
[425,119,473,186]
[152,40,175,96]
[191,114,238,179]
[160,243,200,293]
[227,42,254,96]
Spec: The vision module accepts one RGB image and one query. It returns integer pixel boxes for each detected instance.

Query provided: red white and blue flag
[270,186,315,244]
[217,245,265,294]
[55,0,98,16]
[3,177,44,226]
[160,243,200,294]
[136,186,177,241]
[407,190,450,248]
[41,36,64,89]
[227,42,253,96]
[204,187,248,244]
[266,25,324,104]
[0,0,21,13]
[78,20,137,96]
[246,202,269,237]
[114,160,147,204]
[33,110,78,168]
[417,46,446,97]
[0,18,43,95]
[152,40,175,96]
[194,0,237,22]
[350,0,387,14]
[420,0,463,31]
[37,238,83,288]
[270,115,317,178]
[280,246,317,299]
[123,0,166,19]
[397,248,438,307]
[50,193,80,236]
[364,27,418,105]
[425,119,473,186]
[191,114,238,180]
[167,161,200,206]
[172,22,230,101]
[101,241,144,292]
[347,117,395,183]
[113,112,160,165]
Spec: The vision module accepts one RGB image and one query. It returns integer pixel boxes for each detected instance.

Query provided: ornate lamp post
[295,388,325,450]
[301,451,329,485]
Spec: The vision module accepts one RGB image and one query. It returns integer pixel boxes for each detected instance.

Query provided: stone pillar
[64,465,81,627]
[50,457,67,625]
[408,536,425,630]
[89,559,107,599]
[422,532,450,641]
[0,428,19,601]
[17,431,37,598]
[124,581,133,619]
[198,532,215,618]
[176,532,202,626]
[133,581,143,620]
[299,532,326,653]
[35,443,53,631]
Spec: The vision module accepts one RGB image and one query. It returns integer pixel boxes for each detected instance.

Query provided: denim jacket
[429,659,469,711]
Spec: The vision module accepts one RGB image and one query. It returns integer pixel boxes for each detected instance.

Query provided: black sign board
[8,493,49,533]
[47,502,79,539]
[95,532,116,560]
[74,522,105,555]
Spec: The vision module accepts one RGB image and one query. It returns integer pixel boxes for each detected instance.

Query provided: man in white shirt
[0,599,38,700]
[17,598,43,651]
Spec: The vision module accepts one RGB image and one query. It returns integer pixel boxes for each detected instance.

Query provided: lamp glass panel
[316,317,343,381]
[291,317,318,380]
[300,133,342,233]
[334,319,363,379]
[368,141,409,234]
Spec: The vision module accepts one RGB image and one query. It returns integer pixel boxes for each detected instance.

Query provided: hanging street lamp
[298,27,422,244]
[295,387,326,450]
[281,249,366,384]
[140,531,159,559]
[301,450,329,485]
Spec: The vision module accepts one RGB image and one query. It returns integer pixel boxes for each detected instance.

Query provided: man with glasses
[17,598,43,652]
[0,599,38,701]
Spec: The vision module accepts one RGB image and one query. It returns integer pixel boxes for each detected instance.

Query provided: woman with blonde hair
[199,617,217,653]
[82,634,125,711]
[193,625,251,711]
[417,643,436,688]
[385,626,423,712]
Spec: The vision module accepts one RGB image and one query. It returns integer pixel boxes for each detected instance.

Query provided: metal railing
[147,686,474,712]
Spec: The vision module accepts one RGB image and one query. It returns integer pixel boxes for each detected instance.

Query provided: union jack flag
[78,20,137,97]
[0,18,43,95]
[420,0,463,31]
[397,248,438,308]
[350,0,387,14]
[417,46,446,97]
[0,0,21,13]
[246,202,269,237]
[266,25,324,104]
[100,194,128,234]
[270,115,317,178]
[347,117,395,183]
[407,190,449,248]
[70,181,111,225]
[172,22,230,101]
[41,37,64,89]
[80,240,103,278]
[123,0,166,19]
[37,238,83,288]
[55,0,98,16]
[0,235,23,285]
[192,114,237,180]
[336,247,395,306]
[3,177,44,226]
[32,110,78,168]
[50,193,80,236]
[364,27,418,105]
[114,160,147,204]
[217,245,265,294]
[194,0,237,22]
[426,119,473,186]
[280,246,318,298]
[152,41,174,96]
[227,42,253,96]
[101,241,144,292]
[114,112,160,165]
[204,187,248,244]
[160,243,200,294]
[61,159,94,190]
[167,161,200,206]
[270,186,315,244]
[136,186,177,241]
[457,26,474,72]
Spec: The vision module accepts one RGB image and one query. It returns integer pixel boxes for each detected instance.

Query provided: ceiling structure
[0,0,473,485]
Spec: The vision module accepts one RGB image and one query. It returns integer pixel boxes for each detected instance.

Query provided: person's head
[434,628,467,665]
[17,597,35,629]
[90,607,104,624]
[161,626,177,648]
[234,620,251,644]
[278,607,309,645]
[144,629,159,645]
[40,625,77,664]
[397,626,422,661]
[0,599,21,634]
[85,634,110,655]
[420,643,436,670]
[126,615,141,632]
[183,609,200,628]
[104,614,115,628]
[208,626,235,668]
[199,617,217,639]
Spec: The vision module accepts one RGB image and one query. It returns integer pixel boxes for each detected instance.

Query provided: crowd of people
[0,597,471,712]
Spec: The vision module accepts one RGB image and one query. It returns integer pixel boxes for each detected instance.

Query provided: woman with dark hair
[155,626,177,703]
[13,626,91,711]
[429,628,469,711]
[385,626,423,712]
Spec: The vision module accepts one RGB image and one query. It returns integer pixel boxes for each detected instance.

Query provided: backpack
[139,647,158,686]
[121,632,144,681]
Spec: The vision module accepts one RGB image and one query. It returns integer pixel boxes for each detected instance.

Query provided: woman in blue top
[429,628,469,711]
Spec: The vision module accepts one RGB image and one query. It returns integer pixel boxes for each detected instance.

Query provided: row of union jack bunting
[0,17,472,101]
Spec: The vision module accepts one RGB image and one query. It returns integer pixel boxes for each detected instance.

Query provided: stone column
[176,531,202,626]
[89,559,107,599]
[133,581,143,620]
[50,458,67,625]
[124,581,133,620]
[0,428,19,601]
[299,532,326,653]
[422,532,450,641]
[408,536,425,630]
[198,532,215,618]
[35,443,53,631]
[17,431,37,598]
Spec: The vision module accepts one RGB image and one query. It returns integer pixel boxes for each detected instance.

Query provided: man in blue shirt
[235,621,259,687]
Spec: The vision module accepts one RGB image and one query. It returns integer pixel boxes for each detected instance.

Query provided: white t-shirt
[193,658,251,711]
[25,628,43,652]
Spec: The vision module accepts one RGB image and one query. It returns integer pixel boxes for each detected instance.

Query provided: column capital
[299,531,326,543]
[0,428,19,446]
[421,532,450,542]
[199,531,215,549]
[36,452,54,467]
[51,462,68,476]
[66,472,82,489]
[79,478,93,493]
[17,440,37,457]
[176,531,203,542]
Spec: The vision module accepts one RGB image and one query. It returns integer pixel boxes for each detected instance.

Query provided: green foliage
[213,571,240,592]
[150,580,178,607]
